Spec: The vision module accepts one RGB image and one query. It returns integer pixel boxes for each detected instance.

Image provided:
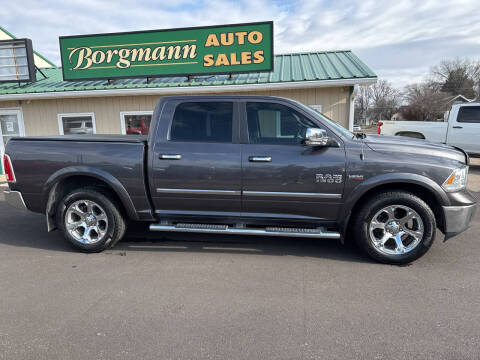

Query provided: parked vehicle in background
[64,120,94,135]
[353,125,361,131]
[126,117,151,135]
[2,96,477,264]
[378,103,480,155]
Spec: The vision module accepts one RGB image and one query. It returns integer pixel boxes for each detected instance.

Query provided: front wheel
[353,191,436,264]
[57,188,126,252]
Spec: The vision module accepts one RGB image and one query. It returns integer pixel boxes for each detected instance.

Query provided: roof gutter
[0,77,377,101]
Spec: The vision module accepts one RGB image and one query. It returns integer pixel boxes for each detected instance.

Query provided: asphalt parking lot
[1,161,480,360]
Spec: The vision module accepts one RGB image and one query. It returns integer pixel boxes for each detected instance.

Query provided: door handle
[159,154,182,160]
[452,126,463,129]
[249,156,272,162]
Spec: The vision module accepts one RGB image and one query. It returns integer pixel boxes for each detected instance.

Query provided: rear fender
[44,166,138,231]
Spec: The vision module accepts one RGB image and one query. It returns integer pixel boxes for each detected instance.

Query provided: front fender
[43,166,139,221]
[339,172,449,236]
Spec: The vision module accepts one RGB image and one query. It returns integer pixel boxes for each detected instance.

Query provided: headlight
[442,166,468,192]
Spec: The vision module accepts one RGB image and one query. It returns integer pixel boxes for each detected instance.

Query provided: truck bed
[6,136,151,220]
[380,120,448,143]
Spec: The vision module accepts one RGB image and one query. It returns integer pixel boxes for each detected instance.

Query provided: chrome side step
[149,223,340,239]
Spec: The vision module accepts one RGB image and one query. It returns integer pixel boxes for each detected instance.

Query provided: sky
[2,0,480,88]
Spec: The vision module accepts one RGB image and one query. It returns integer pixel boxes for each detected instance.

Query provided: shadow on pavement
[115,221,371,263]
[469,164,480,173]
[0,197,371,264]
[467,160,480,192]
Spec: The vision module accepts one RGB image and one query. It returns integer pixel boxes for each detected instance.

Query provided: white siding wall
[0,86,350,136]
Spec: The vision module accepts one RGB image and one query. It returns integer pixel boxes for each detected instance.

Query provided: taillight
[3,155,15,182]
[377,121,383,134]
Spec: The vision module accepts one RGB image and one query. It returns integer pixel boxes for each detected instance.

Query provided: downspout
[348,84,358,131]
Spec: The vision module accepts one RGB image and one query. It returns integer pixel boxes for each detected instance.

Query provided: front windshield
[297,102,355,139]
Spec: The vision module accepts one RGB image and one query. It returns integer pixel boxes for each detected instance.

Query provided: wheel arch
[341,174,448,242]
[395,131,425,139]
[44,166,138,232]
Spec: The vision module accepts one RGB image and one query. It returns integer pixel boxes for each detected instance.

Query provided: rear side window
[457,107,480,123]
[246,102,318,145]
[170,102,233,142]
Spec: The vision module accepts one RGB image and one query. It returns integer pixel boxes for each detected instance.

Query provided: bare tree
[402,82,450,121]
[354,85,371,125]
[471,61,480,99]
[354,79,400,124]
[355,57,480,124]
[431,58,480,99]
[369,79,401,121]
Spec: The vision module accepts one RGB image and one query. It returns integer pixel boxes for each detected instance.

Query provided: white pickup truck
[378,103,480,155]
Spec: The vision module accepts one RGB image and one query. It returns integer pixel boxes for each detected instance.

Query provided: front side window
[170,102,233,143]
[58,114,95,135]
[457,107,480,123]
[246,102,318,145]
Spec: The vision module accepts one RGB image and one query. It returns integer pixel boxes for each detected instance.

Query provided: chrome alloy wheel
[368,205,424,255]
[65,200,108,244]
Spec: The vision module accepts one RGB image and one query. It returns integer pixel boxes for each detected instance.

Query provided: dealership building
[0,25,377,172]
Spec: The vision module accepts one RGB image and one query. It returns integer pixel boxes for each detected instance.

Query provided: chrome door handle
[159,154,182,160]
[249,156,272,162]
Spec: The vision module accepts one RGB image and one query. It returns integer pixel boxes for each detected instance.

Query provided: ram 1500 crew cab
[3,96,477,264]
[378,103,480,155]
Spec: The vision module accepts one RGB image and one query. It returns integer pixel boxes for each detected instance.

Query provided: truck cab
[149,97,345,224]
[445,103,480,154]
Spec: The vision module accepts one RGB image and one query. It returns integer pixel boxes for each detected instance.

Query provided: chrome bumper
[3,190,27,210]
[443,204,476,235]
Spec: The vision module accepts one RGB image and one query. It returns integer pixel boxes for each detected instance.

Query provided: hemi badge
[348,175,364,181]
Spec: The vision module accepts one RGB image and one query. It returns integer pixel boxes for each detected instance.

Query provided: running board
[149,223,341,239]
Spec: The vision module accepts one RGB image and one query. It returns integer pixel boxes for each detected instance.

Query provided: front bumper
[3,190,27,210]
[443,203,476,236]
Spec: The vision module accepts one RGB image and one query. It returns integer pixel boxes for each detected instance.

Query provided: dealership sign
[59,22,273,81]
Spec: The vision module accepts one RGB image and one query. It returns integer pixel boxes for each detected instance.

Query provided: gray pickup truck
[3,95,477,264]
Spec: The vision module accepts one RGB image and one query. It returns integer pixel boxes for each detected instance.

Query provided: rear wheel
[353,191,436,264]
[57,188,126,252]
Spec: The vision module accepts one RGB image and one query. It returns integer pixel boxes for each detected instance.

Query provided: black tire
[353,191,436,264]
[56,187,126,252]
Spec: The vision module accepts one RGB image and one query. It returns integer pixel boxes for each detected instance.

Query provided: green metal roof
[0,51,376,96]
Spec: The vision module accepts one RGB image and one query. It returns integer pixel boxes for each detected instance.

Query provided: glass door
[0,109,25,173]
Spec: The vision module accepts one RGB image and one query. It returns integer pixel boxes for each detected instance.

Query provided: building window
[0,109,25,160]
[120,111,153,135]
[58,113,96,135]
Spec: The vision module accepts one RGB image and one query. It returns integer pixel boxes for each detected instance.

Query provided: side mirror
[304,128,332,146]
